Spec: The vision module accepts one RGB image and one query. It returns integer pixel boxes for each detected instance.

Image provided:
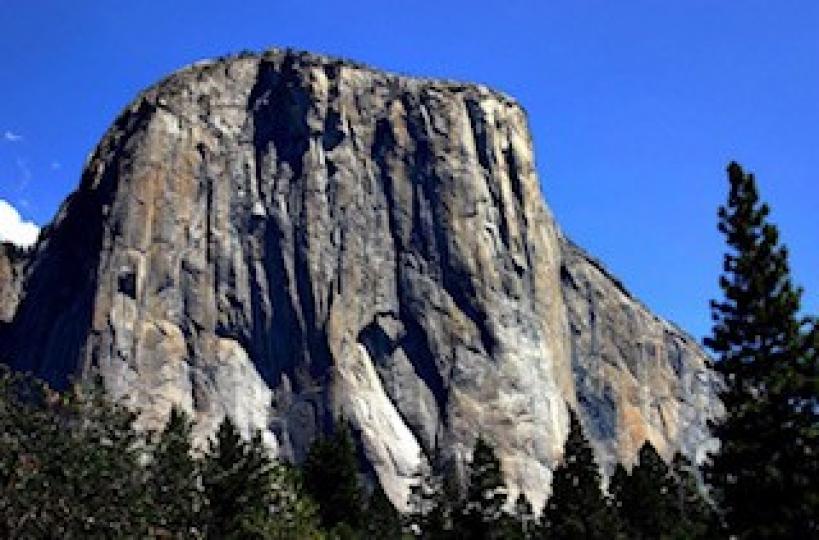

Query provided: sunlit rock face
[0,243,28,323]
[0,49,720,510]
[560,240,721,472]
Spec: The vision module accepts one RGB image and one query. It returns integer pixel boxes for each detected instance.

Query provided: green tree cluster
[0,372,324,539]
[0,373,150,538]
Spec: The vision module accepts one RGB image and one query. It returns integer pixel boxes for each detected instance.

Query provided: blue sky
[0,1,816,341]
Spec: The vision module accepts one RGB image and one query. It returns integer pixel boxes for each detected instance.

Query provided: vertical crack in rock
[404,93,496,357]
[466,98,512,264]
[371,115,449,441]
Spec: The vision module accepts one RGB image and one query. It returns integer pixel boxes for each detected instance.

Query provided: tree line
[0,366,716,539]
[0,161,816,538]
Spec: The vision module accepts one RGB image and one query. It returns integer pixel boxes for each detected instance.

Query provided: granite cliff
[0,49,720,510]
[0,243,26,323]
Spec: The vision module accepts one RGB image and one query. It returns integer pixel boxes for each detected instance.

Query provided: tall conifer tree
[505,493,535,540]
[610,442,676,539]
[365,483,403,539]
[667,453,717,539]
[302,421,366,533]
[456,436,507,540]
[540,408,616,539]
[147,406,202,538]
[406,449,462,539]
[202,417,275,539]
[406,453,441,538]
[705,162,819,537]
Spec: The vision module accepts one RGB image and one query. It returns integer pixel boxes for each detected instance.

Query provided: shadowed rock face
[0,49,720,510]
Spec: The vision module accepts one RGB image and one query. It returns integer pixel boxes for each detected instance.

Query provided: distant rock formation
[0,243,27,322]
[0,49,720,510]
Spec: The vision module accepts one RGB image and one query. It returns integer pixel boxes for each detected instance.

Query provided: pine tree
[302,421,366,533]
[705,161,819,537]
[0,369,66,537]
[365,483,403,539]
[504,493,535,540]
[407,449,463,540]
[455,436,507,540]
[667,453,717,539]
[252,461,324,540]
[607,462,630,535]
[611,441,676,540]
[432,464,463,539]
[202,416,275,539]
[55,378,152,537]
[540,408,616,540]
[147,406,202,538]
[405,450,460,539]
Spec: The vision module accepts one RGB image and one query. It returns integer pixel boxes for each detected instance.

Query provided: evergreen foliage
[0,376,347,539]
[667,453,717,539]
[607,462,630,534]
[540,408,616,539]
[406,449,462,540]
[406,453,441,538]
[609,442,716,540]
[456,436,507,540]
[365,483,403,539]
[0,371,150,537]
[264,462,325,539]
[611,442,677,539]
[705,161,819,537]
[201,416,275,539]
[302,421,366,533]
[505,493,535,540]
[147,406,202,538]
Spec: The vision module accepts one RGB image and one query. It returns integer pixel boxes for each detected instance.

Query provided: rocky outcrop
[560,239,720,471]
[0,243,27,323]
[0,49,720,510]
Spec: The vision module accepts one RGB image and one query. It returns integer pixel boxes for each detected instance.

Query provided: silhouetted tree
[406,453,439,538]
[540,408,617,539]
[365,483,403,539]
[302,421,366,533]
[611,442,676,539]
[667,453,717,539]
[705,161,819,537]
[248,461,324,539]
[503,492,535,540]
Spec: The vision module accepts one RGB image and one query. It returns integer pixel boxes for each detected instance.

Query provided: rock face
[0,49,719,510]
[560,240,720,470]
[0,243,27,323]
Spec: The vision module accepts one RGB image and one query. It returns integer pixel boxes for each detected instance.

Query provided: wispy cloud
[3,131,23,143]
[0,199,39,248]
[15,158,31,191]
[50,161,61,170]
